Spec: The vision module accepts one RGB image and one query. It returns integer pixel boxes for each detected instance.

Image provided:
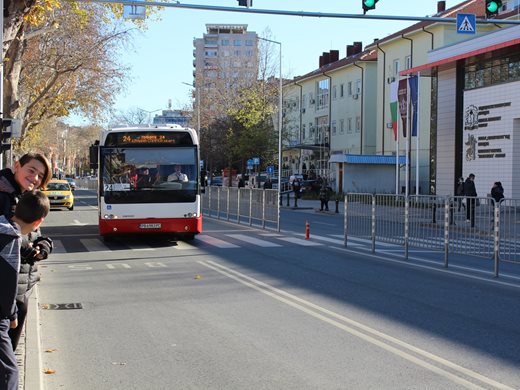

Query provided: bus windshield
[101,146,198,204]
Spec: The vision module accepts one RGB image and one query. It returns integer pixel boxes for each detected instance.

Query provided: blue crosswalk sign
[457,13,476,35]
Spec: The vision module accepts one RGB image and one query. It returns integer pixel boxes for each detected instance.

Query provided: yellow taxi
[43,179,74,210]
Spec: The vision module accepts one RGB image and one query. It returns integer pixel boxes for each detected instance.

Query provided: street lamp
[181,82,201,135]
[137,108,163,125]
[258,37,282,231]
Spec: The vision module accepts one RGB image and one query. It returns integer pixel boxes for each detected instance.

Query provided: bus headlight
[103,214,118,219]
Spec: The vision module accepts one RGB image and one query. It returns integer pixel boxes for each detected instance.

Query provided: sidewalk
[280,196,345,214]
[17,285,43,390]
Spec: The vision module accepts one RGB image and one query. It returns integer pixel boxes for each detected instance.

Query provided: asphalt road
[35,189,520,389]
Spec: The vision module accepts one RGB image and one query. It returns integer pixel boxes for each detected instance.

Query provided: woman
[0,153,53,350]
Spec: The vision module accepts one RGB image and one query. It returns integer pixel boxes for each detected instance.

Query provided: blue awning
[329,154,407,164]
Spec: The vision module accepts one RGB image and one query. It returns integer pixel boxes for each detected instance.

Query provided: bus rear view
[92,125,202,240]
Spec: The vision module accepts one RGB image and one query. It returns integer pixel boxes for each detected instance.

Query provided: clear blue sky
[115,1,452,114]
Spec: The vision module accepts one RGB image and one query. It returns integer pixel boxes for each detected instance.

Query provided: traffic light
[362,0,378,14]
[486,1,502,17]
[237,0,252,7]
[1,119,13,153]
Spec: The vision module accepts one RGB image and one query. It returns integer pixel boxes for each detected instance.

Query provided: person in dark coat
[0,153,53,351]
[490,181,505,227]
[263,178,273,189]
[0,190,50,390]
[319,184,332,211]
[463,173,477,227]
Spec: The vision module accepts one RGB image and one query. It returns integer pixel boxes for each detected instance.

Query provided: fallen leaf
[43,368,56,374]
[111,362,127,366]
[41,304,50,310]
[194,274,202,280]
[45,348,57,353]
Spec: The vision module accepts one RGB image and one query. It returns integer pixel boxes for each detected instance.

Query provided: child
[0,190,49,390]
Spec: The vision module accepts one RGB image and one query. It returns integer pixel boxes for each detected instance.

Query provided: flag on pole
[408,76,418,137]
[398,79,408,137]
[389,81,398,141]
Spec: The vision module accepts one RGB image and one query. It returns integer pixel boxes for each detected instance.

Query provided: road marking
[52,239,66,254]
[199,260,514,390]
[276,236,322,246]
[226,234,282,247]
[80,239,111,253]
[126,241,155,251]
[72,219,88,226]
[196,235,239,248]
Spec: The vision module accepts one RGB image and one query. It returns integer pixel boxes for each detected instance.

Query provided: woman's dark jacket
[0,168,44,300]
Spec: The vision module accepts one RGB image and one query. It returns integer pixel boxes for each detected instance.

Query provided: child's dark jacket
[0,215,21,321]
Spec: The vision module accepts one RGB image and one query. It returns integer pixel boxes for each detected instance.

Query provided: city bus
[90,124,202,240]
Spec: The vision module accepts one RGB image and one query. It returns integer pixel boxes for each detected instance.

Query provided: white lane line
[200,260,513,390]
[276,236,323,246]
[172,241,197,250]
[72,219,88,226]
[196,235,239,248]
[80,239,111,253]
[226,234,282,247]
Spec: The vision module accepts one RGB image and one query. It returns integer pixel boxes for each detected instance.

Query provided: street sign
[252,157,260,165]
[266,165,274,174]
[123,5,146,20]
[457,13,476,34]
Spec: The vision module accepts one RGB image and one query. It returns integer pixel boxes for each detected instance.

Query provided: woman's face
[14,159,47,191]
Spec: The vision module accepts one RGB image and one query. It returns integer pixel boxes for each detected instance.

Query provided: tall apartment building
[192,24,259,98]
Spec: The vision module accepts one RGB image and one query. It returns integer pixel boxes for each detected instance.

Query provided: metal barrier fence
[202,186,279,230]
[345,193,520,277]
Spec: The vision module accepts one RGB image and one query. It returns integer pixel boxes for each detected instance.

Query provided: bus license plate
[139,223,161,229]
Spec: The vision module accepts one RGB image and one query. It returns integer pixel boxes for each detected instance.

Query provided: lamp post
[181,82,201,135]
[138,108,162,125]
[258,37,282,231]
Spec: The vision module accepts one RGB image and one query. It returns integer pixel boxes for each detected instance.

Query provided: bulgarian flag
[389,81,398,140]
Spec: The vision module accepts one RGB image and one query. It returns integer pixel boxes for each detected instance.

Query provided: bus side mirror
[89,141,99,170]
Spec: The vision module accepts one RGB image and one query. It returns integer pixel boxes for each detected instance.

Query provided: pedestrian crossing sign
[457,13,476,35]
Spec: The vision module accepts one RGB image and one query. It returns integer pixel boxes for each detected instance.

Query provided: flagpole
[415,72,421,195]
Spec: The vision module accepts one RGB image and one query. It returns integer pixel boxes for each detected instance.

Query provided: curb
[24,285,43,390]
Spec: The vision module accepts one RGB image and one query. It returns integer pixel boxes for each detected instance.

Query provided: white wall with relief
[462,80,520,198]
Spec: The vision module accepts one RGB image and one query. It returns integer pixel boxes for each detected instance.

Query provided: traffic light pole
[77,0,520,25]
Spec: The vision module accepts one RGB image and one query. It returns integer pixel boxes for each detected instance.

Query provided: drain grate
[41,303,83,310]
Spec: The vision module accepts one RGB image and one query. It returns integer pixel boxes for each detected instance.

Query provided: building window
[355,116,361,133]
[356,79,361,94]
[331,120,337,135]
[221,39,230,46]
[332,85,337,100]
[205,51,218,57]
[302,124,306,140]
[393,59,400,76]
[245,39,254,46]
[347,118,352,133]
[405,55,412,70]
[234,50,241,56]
[340,119,344,134]
[233,39,242,46]
[340,84,344,97]
[347,81,352,96]
[316,79,329,111]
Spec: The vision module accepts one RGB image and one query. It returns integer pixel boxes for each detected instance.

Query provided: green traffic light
[364,0,376,6]
[487,1,499,13]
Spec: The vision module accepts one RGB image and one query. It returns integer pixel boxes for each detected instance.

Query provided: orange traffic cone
[305,220,310,240]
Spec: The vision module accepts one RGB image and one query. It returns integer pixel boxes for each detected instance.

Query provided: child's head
[14,153,52,192]
[13,190,50,234]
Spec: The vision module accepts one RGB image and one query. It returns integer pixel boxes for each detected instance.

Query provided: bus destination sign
[105,131,194,146]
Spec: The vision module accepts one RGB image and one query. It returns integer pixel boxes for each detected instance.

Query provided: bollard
[305,220,310,240]
[335,199,340,214]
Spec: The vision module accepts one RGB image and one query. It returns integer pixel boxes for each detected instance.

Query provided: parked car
[210,176,223,186]
[301,179,320,194]
[43,179,74,210]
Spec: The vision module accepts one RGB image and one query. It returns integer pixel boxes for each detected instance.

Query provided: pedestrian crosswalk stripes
[226,234,282,247]
[48,233,397,255]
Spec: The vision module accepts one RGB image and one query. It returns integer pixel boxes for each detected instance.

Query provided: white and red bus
[90,125,202,239]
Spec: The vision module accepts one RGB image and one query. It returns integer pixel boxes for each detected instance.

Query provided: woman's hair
[19,153,52,188]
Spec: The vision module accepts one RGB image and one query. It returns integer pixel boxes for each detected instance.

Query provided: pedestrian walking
[0,190,50,390]
[319,184,332,211]
[463,173,477,227]
[490,181,505,227]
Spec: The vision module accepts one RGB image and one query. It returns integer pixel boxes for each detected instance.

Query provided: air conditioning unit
[310,99,316,104]
[387,76,396,84]
[301,108,306,114]
[352,94,359,100]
